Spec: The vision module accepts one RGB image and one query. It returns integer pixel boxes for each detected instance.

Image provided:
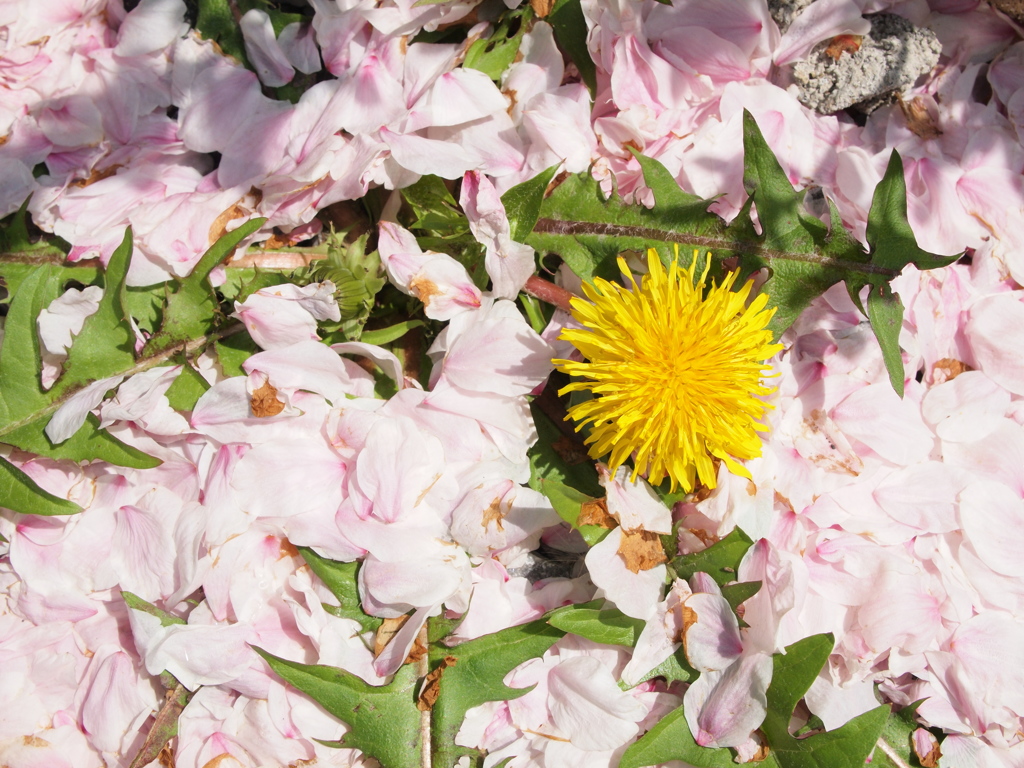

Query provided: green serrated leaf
[866,282,906,397]
[55,228,135,387]
[865,151,961,274]
[634,646,695,687]
[215,333,258,378]
[0,198,37,253]
[501,165,560,243]
[548,0,597,94]
[620,704,775,768]
[430,615,565,768]
[402,175,462,220]
[219,267,289,303]
[195,0,249,65]
[463,7,530,81]
[527,401,602,497]
[360,320,424,346]
[671,527,753,586]
[0,454,81,516]
[299,547,382,633]
[534,477,608,547]
[547,605,644,646]
[0,253,159,470]
[255,648,422,768]
[742,112,828,256]
[0,261,97,304]
[144,219,266,356]
[762,634,889,768]
[721,580,762,613]
[124,284,167,334]
[122,590,186,627]
[872,701,926,768]
[164,362,211,412]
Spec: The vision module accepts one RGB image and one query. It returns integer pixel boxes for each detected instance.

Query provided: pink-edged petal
[81,650,154,753]
[241,9,295,87]
[959,480,1024,578]
[333,341,405,388]
[460,171,535,299]
[334,53,406,134]
[966,293,1024,396]
[128,610,253,691]
[437,299,553,397]
[921,371,1010,442]
[547,655,647,751]
[244,339,373,404]
[685,651,773,749]
[683,592,744,672]
[805,671,883,731]
[358,539,470,614]
[382,127,480,179]
[773,0,870,66]
[601,464,672,534]
[372,604,434,677]
[405,68,508,131]
[831,383,934,465]
[114,0,187,56]
[45,374,125,443]
[278,21,322,75]
[230,438,346,519]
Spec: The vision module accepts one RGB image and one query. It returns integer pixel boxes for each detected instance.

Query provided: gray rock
[505,544,585,582]
[789,13,942,115]
[768,0,815,33]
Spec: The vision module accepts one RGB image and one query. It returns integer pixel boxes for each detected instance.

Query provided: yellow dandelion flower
[554,248,783,493]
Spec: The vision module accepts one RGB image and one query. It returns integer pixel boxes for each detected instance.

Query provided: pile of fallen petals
[3,0,1024,766]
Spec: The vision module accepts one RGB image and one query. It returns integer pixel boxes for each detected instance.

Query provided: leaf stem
[418,622,432,768]
[874,737,912,768]
[0,323,246,443]
[523,275,576,313]
[532,219,899,277]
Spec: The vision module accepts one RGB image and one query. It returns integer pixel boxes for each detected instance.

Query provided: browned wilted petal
[932,357,971,384]
[416,656,457,711]
[250,380,285,418]
[409,275,442,307]
[618,528,667,573]
[374,615,411,658]
[481,497,506,531]
[530,0,555,16]
[578,498,617,529]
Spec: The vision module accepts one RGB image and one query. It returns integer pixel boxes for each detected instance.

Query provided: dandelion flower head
[554,248,783,493]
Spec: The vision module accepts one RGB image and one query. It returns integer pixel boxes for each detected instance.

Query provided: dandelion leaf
[761,634,889,768]
[0,454,81,516]
[671,527,753,585]
[547,602,644,647]
[298,547,382,633]
[164,360,211,412]
[463,6,530,81]
[548,0,597,93]
[872,701,927,768]
[620,704,776,768]
[502,164,559,243]
[429,616,565,768]
[144,217,266,355]
[0,233,158,476]
[520,110,956,394]
[254,648,423,768]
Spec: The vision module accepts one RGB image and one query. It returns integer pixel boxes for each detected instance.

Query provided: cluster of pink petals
[3,0,589,287]
[4,0,1024,766]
